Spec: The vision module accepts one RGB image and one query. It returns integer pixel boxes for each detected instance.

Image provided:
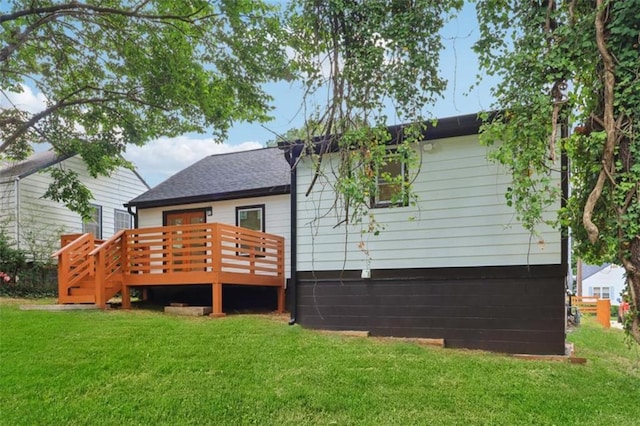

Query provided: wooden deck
[53,223,286,316]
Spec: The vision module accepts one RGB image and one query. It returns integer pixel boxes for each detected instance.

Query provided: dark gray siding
[296,265,566,355]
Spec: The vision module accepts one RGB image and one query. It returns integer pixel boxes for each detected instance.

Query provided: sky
[126,2,497,187]
[2,2,496,188]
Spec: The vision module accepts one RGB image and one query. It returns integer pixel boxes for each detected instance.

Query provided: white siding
[2,156,148,256]
[0,179,18,242]
[137,194,291,278]
[584,265,628,304]
[296,134,562,272]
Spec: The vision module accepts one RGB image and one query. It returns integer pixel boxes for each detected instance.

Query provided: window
[83,204,102,239]
[114,209,132,232]
[236,205,265,232]
[592,287,611,299]
[236,205,265,255]
[373,151,408,207]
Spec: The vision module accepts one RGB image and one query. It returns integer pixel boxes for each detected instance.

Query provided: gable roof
[126,147,290,209]
[0,150,149,189]
[581,263,610,280]
[0,150,71,180]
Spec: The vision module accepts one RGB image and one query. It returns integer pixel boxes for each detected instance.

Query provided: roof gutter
[126,185,290,210]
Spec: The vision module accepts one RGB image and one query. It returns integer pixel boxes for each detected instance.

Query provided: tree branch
[0,2,209,25]
[0,86,165,154]
[0,13,57,63]
[583,0,618,244]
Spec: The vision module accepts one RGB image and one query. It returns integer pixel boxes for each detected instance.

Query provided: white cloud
[125,136,263,187]
[0,84,48,113]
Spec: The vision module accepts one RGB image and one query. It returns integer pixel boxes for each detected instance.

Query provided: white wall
[137,194,291,278]
[0,179,18,242]
[0,156,148,257]
[296,134,562,272]
[584,265,628,304]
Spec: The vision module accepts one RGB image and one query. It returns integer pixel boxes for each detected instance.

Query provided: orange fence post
[277,286,285,314]
[211,282,225,317]
[57,250,68,304]
[121,284,131,310]
[596,299,611,329]
[95,248,105,309]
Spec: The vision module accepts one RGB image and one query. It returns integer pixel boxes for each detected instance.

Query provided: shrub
[0,231,57,298]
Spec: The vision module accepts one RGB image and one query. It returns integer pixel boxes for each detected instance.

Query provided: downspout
[284,148,299,326]
[14,177,20,250]
[126,204,138,228]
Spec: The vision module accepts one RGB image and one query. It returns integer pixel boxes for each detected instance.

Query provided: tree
[474,1,639,343]
[284,0,462,229]
[1,0,289,217]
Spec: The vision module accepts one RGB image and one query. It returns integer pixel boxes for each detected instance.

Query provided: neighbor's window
[236,205,265,232]
[114,209,132,232]
[592,287,611,299]
[373,151,408,207]
[83,204,102,239]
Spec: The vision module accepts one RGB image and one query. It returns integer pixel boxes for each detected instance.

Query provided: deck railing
[570,296,611,329]
[52,233,96,304]
[122,223,284,282]
[90,230,126,307]
[55,223,285,314]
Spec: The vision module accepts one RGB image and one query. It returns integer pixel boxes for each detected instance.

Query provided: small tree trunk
[622,238,640,344]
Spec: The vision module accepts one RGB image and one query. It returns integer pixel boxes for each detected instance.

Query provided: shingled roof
[126,147,290,208]
[0,150,71,180]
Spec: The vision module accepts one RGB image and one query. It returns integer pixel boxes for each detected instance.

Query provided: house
[280,113,568,355]
[124,147,291,309]
[0,150,149,260]
[579,262,627,304]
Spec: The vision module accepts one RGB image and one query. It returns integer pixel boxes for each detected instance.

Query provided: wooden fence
[570,296,611,329]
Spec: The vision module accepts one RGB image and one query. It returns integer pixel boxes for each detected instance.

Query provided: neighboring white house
[281,113,568,355]
[581,263,628,305]
[125,147,291,279]
[0,150,149,259]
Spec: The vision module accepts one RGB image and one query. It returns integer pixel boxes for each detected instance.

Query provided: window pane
[82,205,102,239]
[239,209,262,231]
[376,155,405,205]
[114,209,132,232]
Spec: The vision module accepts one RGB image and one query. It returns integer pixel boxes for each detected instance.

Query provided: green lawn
[1,299,638,425]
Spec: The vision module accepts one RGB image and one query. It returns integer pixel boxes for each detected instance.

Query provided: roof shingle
[127,147,290,208]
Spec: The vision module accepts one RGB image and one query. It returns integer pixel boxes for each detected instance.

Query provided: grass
[1,299,639,425]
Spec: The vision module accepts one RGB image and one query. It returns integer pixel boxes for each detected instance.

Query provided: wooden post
[576,258,583,297]
[57,251,68,304]
[210,224,225,317]
[95,248,105,309]
[120,231,128,275]
[596,299,611,329]
[211,282,225,317]
[121,284,131,310]
[277,285,285,314]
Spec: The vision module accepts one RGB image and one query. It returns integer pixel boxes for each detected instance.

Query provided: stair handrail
[91,229,127,308]
[52,233,95,304]
[88,229,126,257]
[51,232,93,258]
